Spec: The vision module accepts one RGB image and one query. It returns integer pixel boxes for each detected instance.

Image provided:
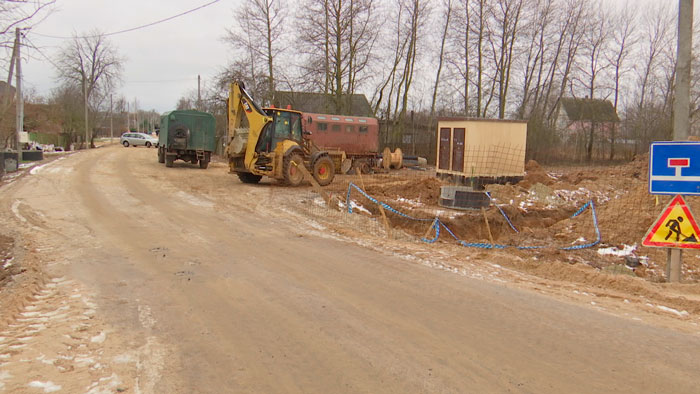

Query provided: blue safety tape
[421,219,441,243]
[345,183,601,251]
[560,201,601,250]
[485,191,519,233]
[346,183,433,221]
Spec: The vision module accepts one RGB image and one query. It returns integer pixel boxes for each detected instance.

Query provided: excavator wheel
[237,172,263,184]
[283,152,305,186]
[312,155,335,186]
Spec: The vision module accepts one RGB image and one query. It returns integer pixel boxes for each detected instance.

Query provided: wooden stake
[293,161,331,206]
[423,219,437,241]
[482,207,494,246]
[357,165,390,237]
[357,164,367,191]
[378,204,392,238]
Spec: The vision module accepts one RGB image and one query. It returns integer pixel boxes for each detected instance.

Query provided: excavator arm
[227,81,272,170]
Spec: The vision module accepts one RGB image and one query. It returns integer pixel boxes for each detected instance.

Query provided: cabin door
[438,128,451,170]
[451,128,465,172]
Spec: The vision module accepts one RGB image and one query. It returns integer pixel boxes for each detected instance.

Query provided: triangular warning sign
[643,195,700,249]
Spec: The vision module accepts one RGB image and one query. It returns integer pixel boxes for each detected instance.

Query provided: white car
[120,132,159,148]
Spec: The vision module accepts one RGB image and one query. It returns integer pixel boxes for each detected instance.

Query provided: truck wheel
[312,155,335,186]
[199,159,209,169]
[165,155,174,168]
[122,141,129,147]
[283,153,304,186]
[238,172,262,184]
[158,147,165,163]
[191,157,198,165]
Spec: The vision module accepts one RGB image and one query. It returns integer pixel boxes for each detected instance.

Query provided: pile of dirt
[364,177,445,206]
[518,160,555,188]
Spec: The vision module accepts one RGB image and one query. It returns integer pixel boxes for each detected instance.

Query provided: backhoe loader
[226,81,335,186]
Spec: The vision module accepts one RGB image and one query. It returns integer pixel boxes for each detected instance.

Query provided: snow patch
[598,244,637,257]
[29,162,51,175]
[338,200,371,215]
[86,373,121,394]
[91,332,106,344]
[657,305,689,317]
[113,353,134,363]
[28,381,62,392]
[138,304,156,329]
[11,200,26,224]
[18,162,40,170]
[396,197,423,207]
[0,370,10,390]
[75,356,96,367]
[175,191,214,208]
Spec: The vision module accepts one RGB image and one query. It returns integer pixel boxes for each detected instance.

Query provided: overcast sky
[19,0,687,114]
[22,0,237,113]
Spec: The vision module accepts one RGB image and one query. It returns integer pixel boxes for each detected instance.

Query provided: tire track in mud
[0,149,171,393]
[0,275,136,393]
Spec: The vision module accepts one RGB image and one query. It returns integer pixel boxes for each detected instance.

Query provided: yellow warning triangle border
[642,195,700,249]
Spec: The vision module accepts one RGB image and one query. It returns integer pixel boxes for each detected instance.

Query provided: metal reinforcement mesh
[455,143,526,178]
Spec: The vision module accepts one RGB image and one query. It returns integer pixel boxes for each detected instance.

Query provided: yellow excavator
[226,81,335,186]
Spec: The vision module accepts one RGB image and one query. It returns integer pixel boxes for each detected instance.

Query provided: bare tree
[55,30,123,143]
[489,0,525,119]
[546,0,587,124]
[574,2,610,100]
[392,0,430,132]
[605,2,637,159]
[225,0,286,104]
[0,0,54,51]
[0,0,55,148]
[635,2,675,110]
[297,0,378,114]
[429,0,454,120]
[570,1,611,161]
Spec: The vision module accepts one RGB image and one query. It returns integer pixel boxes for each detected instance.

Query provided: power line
[124,77,197,84]
[23,35,61,71]
[26,35,200,88]
[29,0,221,40]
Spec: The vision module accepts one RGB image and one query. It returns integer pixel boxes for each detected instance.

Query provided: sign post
[648,142,700,282]
[642,193,700,282]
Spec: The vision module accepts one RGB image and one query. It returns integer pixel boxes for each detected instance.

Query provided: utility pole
[133,98,138,132]
[669,0,694,282]
[197,74,201,110]
[15,28,23,153]
[110,94,114,144]
[4,31,17,108]
[127,101,130,131]
[83,78,89,148]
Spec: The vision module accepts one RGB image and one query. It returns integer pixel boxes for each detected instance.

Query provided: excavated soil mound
[364,177,445,206]
[519,159,555,188]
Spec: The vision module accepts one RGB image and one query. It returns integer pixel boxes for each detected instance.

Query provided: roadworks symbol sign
[643,195,700,249]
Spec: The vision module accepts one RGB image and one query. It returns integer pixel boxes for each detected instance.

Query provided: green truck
[158,110,216,169]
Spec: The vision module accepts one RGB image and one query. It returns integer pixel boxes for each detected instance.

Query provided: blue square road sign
[649,141,700,195]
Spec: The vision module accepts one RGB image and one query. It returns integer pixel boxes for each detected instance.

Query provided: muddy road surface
[1,145,699,393]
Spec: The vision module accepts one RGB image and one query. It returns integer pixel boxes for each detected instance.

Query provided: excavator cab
[256,109,304,153]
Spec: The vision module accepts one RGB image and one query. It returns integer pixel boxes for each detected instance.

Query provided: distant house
[0,81,15,100]
[272,90,373,117]
[556,97,620,138]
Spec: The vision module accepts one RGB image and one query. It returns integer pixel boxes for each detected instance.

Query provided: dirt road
[1,145,699,393]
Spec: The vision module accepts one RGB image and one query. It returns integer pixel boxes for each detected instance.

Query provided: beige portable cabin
[436,118,527,180]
